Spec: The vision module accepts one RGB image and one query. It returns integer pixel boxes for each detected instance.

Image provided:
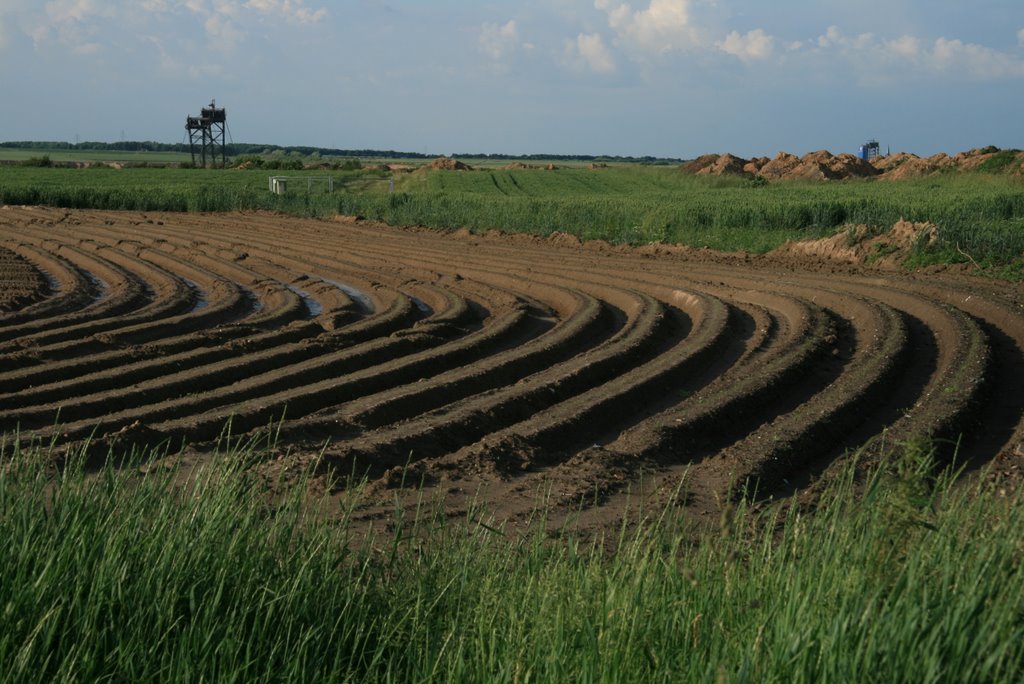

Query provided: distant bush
[232,155,266,169]
[333,159,363,171]
[20,155,53,168]
[261,158,304,171]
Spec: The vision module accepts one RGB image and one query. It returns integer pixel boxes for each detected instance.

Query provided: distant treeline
[0,141,683,164]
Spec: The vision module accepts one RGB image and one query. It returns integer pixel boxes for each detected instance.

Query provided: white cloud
[244,0,326,23]
[717,28,774,61]
[564,32,616,74]
[32,0,112,54]
[1017,28,1024,48]
[816,25,1024,82]
[595,0,700,54]
[204,12,243,50]
[930,37,1024,79]
[817,25,875,51]
[45,0,103,24]
[479,19,519,61]
[886,34,920,58]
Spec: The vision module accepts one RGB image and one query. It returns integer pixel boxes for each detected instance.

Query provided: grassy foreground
[1,435,1022,682]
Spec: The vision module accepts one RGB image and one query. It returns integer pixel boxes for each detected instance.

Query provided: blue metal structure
[859,139,881,161]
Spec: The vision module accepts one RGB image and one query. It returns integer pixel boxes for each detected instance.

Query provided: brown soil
[1,207,1022,538]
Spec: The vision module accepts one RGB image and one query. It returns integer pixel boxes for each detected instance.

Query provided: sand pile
[823,152,880,179]
[871,152,917,172]
[881,153,955,180]
[425,157,473,171]
[772,220,937,267]
[681,154,721,174]
[696,153,751,177]
[763,151,881,181]
[743,157,770,175]
[953,148,998,171]
[686,147,1024,182]
[757,152,802,180]
[504,162,537,170]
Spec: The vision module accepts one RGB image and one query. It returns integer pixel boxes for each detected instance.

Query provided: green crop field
[2,163,1023,273]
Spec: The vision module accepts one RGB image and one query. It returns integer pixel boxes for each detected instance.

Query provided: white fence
[268,176,334,194]
[268,175,396,195]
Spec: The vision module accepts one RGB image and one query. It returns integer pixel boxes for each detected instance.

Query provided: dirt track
[2,207,1022,531]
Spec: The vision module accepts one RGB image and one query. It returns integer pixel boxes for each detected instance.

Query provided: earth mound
[680,147,1024,182]
[771,219,937,267]
[424,157,473,171]
[696,153,751,178]
[681,154,721,174]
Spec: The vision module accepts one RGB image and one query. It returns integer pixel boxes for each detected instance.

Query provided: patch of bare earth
[1,207,1022,538]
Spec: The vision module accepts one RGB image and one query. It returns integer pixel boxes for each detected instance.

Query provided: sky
[1,0,1022,158]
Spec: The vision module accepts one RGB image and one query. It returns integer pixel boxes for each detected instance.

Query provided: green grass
[2,164,1023,269]
[1,432,1023,681]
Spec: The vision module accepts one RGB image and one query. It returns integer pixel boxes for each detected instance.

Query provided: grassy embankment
[1,433,1022,681]
[1,164,1023,275]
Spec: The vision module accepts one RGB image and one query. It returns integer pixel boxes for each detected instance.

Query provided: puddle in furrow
[410,297,432,315]
[182,278,208,312]
[285,285,323,317]
[240,287,263,315]
[85,273,109,301]
[39,270,61,294]
[320,278,374,313]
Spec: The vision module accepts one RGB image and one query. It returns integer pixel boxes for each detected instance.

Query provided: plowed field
[2,206,1022,531]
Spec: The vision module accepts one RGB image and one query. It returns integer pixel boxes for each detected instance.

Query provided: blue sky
[1,0,1022,157]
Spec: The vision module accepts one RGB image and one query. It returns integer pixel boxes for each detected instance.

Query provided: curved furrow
[444,290,734,470]
[439,284,906,524]
[3,209,1023,535]
[227,257,359,326]
[28,273,519,441]
[148,297,534,444]
[289,287,608,435]
[0,268,417,411]
[0,242,95,327]
[8,285,432,438]
[419,294,832,524]
[0,246,47,313]
[720,293,943,499]
[0,247,249,362]
[861,276,1024,469]
[316,288,685,475]
[618,294,837,462]
[138,239,308,330]
[0,240,149,346]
